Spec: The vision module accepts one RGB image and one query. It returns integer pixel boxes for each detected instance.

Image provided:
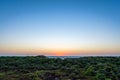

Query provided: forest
[0,56,120,80]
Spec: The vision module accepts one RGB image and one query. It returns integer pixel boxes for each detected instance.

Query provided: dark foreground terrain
[0,56,120,80]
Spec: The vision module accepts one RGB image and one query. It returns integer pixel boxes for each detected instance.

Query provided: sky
[0,0,120,56]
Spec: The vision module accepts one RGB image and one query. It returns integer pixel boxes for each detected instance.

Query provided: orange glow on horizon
[55,52,64,56]
[0,46,120,56]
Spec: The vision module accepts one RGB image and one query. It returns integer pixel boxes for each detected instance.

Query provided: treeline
[0,56,120,80]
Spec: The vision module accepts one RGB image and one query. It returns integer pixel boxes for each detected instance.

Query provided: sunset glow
[0,0,120,56]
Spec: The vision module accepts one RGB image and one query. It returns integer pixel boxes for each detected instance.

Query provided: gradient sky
[0,0,120,56]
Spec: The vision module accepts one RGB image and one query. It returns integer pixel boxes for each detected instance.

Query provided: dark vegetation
[0,55,120,80]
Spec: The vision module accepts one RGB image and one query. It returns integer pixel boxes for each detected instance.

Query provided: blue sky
[0,0,120,56]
